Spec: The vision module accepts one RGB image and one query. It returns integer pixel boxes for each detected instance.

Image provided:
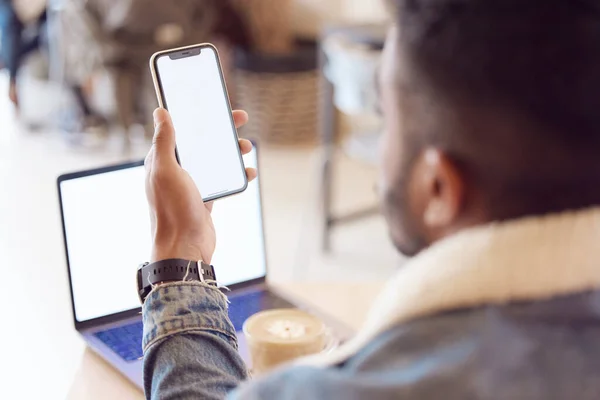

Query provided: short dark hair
[396,0,600,218]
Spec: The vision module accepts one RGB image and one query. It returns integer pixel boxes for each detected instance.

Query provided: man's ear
[412,149,465,232]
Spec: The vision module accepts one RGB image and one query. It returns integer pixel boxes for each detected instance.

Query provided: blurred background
[1,0,403,398]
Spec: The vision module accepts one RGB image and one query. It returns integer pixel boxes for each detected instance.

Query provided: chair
[318,24,387,252]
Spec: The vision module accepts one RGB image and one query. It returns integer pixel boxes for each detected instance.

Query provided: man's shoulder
[343,290,600,398]
[232,292,600,400]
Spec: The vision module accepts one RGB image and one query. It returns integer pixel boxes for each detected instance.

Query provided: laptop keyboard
[228,290,295,331]
[94,321,143,362]
[94,291,294,361]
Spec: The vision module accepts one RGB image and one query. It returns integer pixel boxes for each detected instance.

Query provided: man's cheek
[380,136,403,187]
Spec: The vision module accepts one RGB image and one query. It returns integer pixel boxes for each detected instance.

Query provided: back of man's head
[401,0,600,217]
[380,0,600,254]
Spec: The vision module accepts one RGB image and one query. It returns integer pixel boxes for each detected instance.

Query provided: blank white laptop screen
[60,149,265,323]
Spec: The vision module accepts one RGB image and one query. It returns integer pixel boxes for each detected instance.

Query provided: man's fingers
[152,108,177,164]
[233,110,249,129]
[239,138,253,155]
[150,108,252,179]
[246,167,257,182]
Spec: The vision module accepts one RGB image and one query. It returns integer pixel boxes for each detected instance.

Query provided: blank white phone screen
[60,150,265,323]
[156,46,246,200]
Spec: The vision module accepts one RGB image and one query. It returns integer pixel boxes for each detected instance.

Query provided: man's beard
[383,181,428,258]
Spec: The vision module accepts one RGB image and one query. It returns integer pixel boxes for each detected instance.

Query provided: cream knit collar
[304,207,600,367]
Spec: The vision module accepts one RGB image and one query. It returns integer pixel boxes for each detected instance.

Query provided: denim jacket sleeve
[142,281,249,400]
[142,281,488,400]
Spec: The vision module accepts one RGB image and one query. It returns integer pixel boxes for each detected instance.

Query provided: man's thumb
[152,108,177,161]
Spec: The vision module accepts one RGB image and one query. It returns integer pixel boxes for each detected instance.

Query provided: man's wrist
[138,258,217,303]
[151,244,206,286]
[151,243,204,263]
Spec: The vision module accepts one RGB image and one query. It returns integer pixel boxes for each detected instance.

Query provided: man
[142,0,600,399]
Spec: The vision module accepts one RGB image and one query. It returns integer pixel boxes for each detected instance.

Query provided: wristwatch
[137,258,217,304]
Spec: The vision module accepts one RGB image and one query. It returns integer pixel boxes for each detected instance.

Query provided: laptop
[57,147,350,388]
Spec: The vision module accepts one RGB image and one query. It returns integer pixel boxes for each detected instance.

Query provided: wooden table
[66,283,382,399]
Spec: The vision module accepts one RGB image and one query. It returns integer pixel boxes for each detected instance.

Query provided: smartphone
[149,43,247,202]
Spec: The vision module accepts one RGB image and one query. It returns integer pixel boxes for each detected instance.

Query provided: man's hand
[145,108,257,264]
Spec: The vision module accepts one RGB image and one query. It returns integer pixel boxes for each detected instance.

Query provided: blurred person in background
[141,0,600,399]
[0,0,103,131]
[58,0,248,144]
[0,0,46,108]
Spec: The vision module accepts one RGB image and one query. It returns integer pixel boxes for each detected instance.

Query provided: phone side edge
[203,178,249,203]
[149,51,167,109]
[201,43,250,202]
